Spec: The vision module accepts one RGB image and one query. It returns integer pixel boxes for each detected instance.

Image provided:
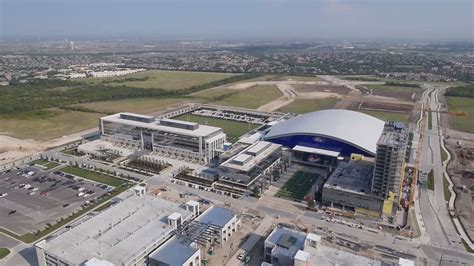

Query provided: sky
[1,0,472,41]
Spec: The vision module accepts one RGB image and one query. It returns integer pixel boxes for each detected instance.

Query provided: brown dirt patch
[294,84,349,94]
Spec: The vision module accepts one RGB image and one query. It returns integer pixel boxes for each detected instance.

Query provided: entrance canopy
[292,145,340,158]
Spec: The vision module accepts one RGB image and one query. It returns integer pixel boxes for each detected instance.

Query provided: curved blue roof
[265,109,385,156]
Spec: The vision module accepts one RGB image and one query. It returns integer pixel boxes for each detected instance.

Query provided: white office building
[99,113,226,163]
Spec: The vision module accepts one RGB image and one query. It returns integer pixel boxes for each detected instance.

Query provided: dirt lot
[359,101,414,113]
[445,129,474,241]
[293,84,349,94]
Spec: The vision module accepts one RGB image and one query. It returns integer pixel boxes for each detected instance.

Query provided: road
[416,85,474,259]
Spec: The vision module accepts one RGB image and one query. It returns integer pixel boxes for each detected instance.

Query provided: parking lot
[0,165,109,235]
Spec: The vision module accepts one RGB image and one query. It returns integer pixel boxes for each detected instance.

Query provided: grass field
[73,97,198,114]
[0,248,10,259]
[32,159,60,170]
[446,97,474,133]
[192,87,239,100]
[213,85,282,109]
[0,109,102,140]
[278,98,338,114]
[367,84,424,101]
[276,171,317,201]
[60,166,125,187]
[359,110,410,122]
[81,70,236,90]
[271,75,323,82]
[173,114,259,141]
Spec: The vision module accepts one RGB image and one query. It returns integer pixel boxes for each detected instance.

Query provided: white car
[0,193,8,198]
[32,187,39,192]
[237,252,245,261]
[28,191,36,196]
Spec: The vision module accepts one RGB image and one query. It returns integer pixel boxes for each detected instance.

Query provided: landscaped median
[427,169,434,191]
[31,159,60,170]
[0,248,10,260]
[60,166,125,187]
[0,167,135,244]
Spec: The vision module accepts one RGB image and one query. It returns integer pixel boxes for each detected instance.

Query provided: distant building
[371,122,408,200]
[99,112,226,163]
[88,68,145,78]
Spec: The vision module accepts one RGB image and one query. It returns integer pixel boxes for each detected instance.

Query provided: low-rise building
[264,227,384,266]
[35,191,194,266]
[322,159,383,213]
[217,141,282,197]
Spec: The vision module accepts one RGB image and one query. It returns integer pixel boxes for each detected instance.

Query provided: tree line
[445,84,474,98]
[0,73,264,115]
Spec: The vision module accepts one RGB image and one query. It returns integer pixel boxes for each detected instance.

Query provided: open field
[0,109,102,141]
[213,85,281,109]
[366,84,424,101]
[359,110,410,122]
[81,70,237,90]
[191,87,238,100]
[73,97,197,114]
[278,98,338,114]
[271,75,323,82]
[275,171,317,201]
[446,97,474,133]
[173,114,259,141]
[60,166,125,187]
[293,84,349,94]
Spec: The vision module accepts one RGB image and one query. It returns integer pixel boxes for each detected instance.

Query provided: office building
[100,112,226,163]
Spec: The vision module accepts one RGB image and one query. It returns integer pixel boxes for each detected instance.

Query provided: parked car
[0,193,8,198]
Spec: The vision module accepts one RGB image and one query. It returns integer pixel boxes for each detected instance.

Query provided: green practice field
[173,114,259,141]
[213,85,281,109]
[0,109,102,141]
[446,97,474,133]
[278,98,338,114]
[60,166,125,187]
[81,70,236,90]
[276,171,318,201]
[359,110,410,123]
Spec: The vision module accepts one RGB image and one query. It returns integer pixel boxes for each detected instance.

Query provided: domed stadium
[264,109,385,157]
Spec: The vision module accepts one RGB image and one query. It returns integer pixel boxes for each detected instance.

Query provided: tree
[252,186,260,198]
[307,200,316,210]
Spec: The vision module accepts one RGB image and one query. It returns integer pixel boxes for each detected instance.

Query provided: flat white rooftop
[305,245,380,266]
[101,113,223,138]
[36,191,193,266]
[220,141,281,172]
